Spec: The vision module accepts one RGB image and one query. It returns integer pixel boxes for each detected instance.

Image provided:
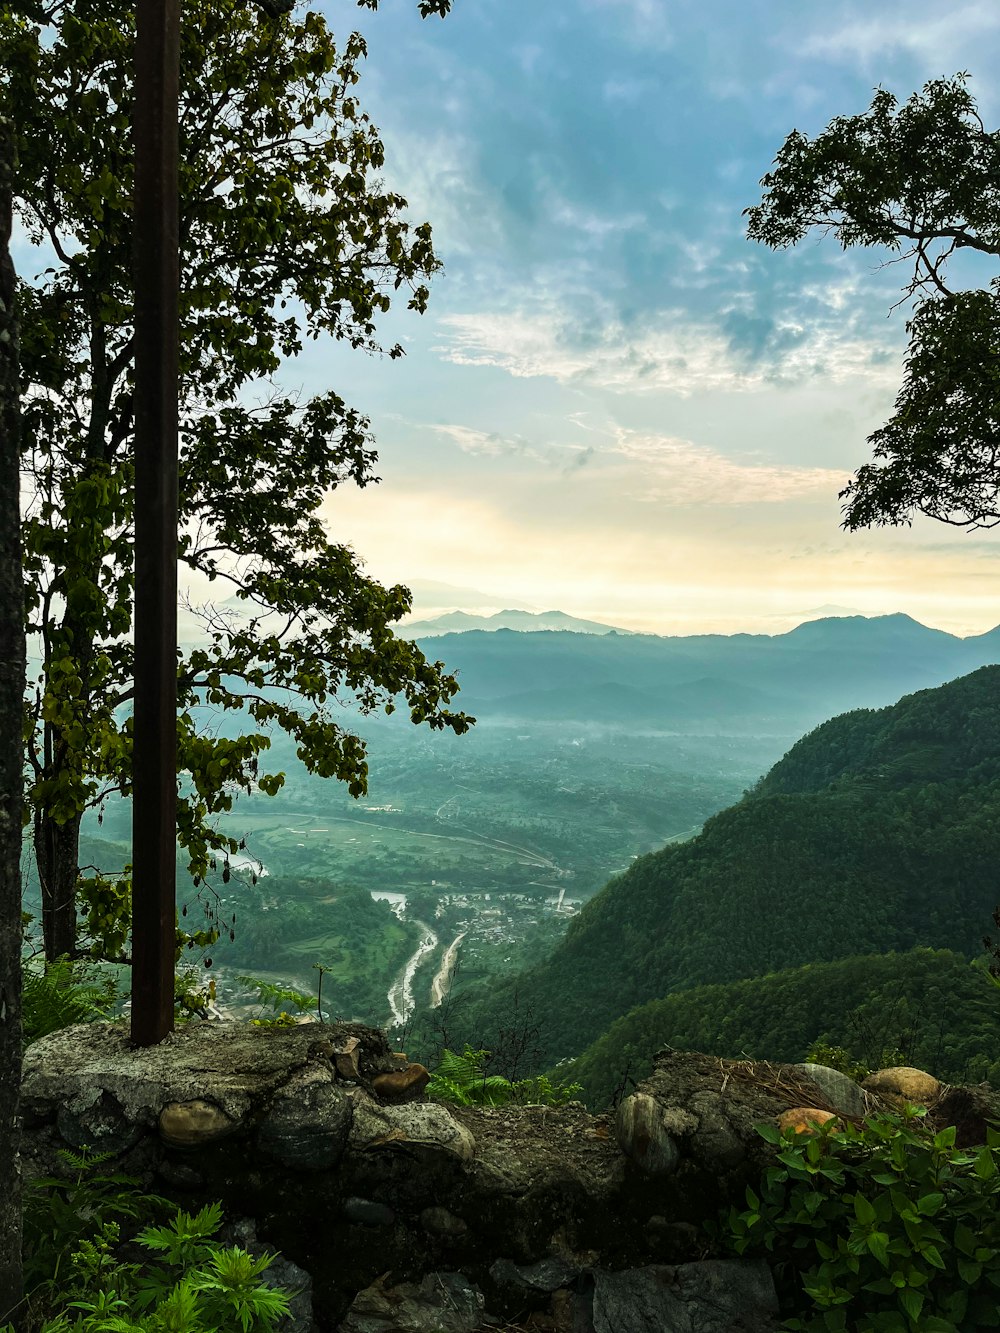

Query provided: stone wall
[19,1022,988,1333]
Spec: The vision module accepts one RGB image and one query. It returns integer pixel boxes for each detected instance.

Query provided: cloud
[435,306,901,396]
[610,429,847,505]
[797,2,1000,69]
[429,423,542,458]
[582,0,673,50]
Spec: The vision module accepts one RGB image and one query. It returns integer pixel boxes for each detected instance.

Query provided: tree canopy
[746,73,1000,532]
[4,0,471,963]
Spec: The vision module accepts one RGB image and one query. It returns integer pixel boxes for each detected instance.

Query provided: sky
[15,0,1000,638]
[289,0,1000,636]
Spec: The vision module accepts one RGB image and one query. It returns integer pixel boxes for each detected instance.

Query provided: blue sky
[17,0,1000,636]
[298,0,1000,634]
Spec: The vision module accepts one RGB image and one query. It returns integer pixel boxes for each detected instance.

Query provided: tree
[746,73,1000,532]
[4,0,471,965]
[0,109,23,1325]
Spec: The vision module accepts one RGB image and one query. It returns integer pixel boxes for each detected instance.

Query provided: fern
[427,1046,584,1108]
[22,959,120,1047]
[426,1047,522,1107]
[236,974,316,1024]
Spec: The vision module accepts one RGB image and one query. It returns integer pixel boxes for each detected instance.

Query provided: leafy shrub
[803,1040,907,1086]
[716,1108,1000,1332]
[22,961,119,1048]
[427,1045,583,1107]
[21,1148,170,1301]
[12,1156,293,1333]
[236,975,317,1026]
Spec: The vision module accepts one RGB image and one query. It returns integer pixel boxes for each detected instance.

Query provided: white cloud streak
[798,2,1000,68]
[611,429,847,505]
[435,308,901,396]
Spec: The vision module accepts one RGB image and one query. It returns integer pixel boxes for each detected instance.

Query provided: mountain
[408,614,1000,732]
[400,608,629,636]
[438,666,1000,1072]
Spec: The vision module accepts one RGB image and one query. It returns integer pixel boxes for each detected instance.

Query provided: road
[429,930,467,1008]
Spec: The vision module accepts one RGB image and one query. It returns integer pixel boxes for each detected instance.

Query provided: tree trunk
[34,799,81,963]
[0,111,25,1326]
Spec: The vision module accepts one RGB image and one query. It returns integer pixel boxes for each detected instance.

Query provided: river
[386,918,438,1025]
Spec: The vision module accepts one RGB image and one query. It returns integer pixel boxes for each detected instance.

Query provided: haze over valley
[44,610,1000,1080]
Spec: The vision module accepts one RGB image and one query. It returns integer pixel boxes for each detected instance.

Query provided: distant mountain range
[400,608,629,636]
[413,613,1000,732]
[444,665,1000,1077]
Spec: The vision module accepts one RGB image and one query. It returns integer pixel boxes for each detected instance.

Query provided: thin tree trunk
[34,800,80,963]
[0,111,25,1327]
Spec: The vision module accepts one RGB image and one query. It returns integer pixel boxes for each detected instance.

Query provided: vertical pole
[131,0,180,1046]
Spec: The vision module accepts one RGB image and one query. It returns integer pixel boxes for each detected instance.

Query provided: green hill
[436,667,1000,1073]
[551,948,1000,1112]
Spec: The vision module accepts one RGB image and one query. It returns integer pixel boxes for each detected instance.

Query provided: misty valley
[33,612,1000,1099]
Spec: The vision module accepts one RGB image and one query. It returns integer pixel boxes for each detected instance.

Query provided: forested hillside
[553,948,1000,1111]
[436,667,1000,1072]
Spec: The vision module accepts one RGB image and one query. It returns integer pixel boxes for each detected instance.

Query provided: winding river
[386,918,438,1026]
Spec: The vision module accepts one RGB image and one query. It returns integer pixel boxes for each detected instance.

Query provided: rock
[777,1108,839,1136]
[862,1067,941,1107]
[159,1099,237,1147]
[338,1270,486,1333]
[343,1196,396,1228]
[257,1066,352,1170]
[156,1158,205,1190]
[590,1260,778,1333]
[56,1089,142,1154]
[420,1206,467,1237]
[22,1020,395,1132]
[793,1063,867,1118]
[372,1063,431,1103]
[932,1082,1000,1147]
[349,1099,476,1165]
[220,1218,318,1333]
[489,1254,583,1295]
[614,1093,680,1176]
[331,1036,361,1081]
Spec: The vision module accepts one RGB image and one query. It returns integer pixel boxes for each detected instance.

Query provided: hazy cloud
[797,2,1000,69]
[436,306,901,395]
[612,429,847,505]
[582,0,674,50]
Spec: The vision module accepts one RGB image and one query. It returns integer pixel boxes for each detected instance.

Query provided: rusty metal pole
[131,0,180,1045]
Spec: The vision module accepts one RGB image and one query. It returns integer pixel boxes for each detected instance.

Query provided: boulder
[159,1099,238,1148]
[258,1066,353,1170]
[776,1108,839,1136]
[929,1082,1000,1148]
[590,1259,778,1333]
[614,1093,680,1176]
[338,1271,486,1333]
[371,1063,431,1103]
[793,1063,868,1119]
[348,1098,476,1165]
[862,1066,941,1107]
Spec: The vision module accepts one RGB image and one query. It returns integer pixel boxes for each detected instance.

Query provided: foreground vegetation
[717,1110,1000,1333]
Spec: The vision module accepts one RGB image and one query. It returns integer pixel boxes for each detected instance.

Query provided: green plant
[22,959,120,1048]
[427,1045,583,1108]
[22,1148,170,1302]
[236,975,317,1026]
[19,1195,294,1333]
[716,1108,1000,1332]
[803,1041,907,1086]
